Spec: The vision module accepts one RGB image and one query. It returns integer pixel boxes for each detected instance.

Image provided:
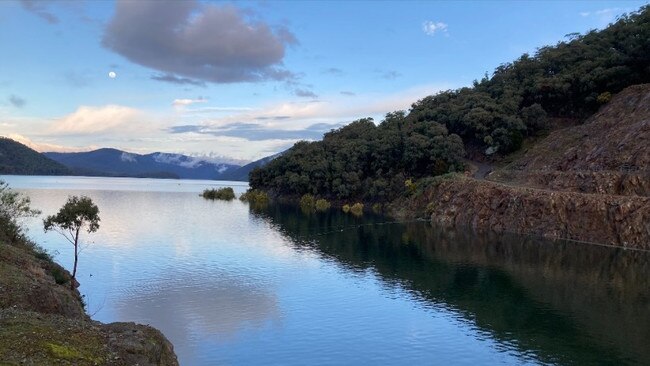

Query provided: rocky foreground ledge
[0,241,178,365]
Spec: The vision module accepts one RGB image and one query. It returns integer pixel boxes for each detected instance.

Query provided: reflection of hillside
[252,204,650,365]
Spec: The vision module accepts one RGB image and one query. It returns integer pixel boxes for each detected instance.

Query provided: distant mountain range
[0,137,279,181]
[44,148,282,181]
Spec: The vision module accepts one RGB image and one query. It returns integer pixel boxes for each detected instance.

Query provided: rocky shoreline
[391,84,650,249]
[0,239,178,365]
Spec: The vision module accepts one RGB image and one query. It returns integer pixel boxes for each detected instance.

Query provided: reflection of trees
[252,204,650,365]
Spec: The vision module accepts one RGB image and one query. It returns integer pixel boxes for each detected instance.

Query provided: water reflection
[114,269,280,364]
[5,176,649,365]
[251,204,650,365]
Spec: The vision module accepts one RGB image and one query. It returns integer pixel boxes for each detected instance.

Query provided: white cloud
[49,105,150,135]
[172,98,207,107]
[422,21,448,36]
[578,7,634,25]
[182,83,452,133]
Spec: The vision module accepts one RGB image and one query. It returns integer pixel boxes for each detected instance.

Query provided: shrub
[372,203,382,214]
[202,187,236,200]
[404,179,416,194]
[239,189,269,205]
[0,180,40,243]
[350,203,364,216]
[315,199,331,211]
[299,194,316,209]
[342,204,350,213]
[50,266,69,285]
[597,91,612,104]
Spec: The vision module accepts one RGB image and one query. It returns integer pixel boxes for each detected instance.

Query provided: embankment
[394,84,650,249]
[0,238,178,365]
[413,175,649,249]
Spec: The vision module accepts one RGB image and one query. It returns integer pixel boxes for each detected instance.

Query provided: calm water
[3,175,650,366]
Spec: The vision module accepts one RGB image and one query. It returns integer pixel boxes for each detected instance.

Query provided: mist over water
[4,175,649,366]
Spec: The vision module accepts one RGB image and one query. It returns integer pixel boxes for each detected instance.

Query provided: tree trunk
[71,227,80,291]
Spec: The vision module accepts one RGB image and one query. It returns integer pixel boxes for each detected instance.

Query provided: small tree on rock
[44,196,100,290]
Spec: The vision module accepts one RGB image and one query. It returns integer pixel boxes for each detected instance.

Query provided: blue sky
[0,0,646,162]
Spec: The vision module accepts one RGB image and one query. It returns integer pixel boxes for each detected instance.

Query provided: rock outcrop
[401,84,650,248]
[422,176,649,249]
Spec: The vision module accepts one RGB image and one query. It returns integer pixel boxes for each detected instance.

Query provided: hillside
[405,84,650,249]
[490,84,650,196]
[0,138,70,176]
[45,149,241,180]
[250,6,650,201]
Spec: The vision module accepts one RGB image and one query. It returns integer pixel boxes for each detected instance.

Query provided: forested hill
[250,6,650,202]
[0,138,70,176]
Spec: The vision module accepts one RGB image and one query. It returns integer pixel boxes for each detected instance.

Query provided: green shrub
[315,199,331,211]
[372,203,382,214]
[202,187,236,201]
[239,189,269,205]
[50,266,69,285]
[350,203,364,216]
[299,194,316,209]
[342,204,350,213]
[597,91,612,104]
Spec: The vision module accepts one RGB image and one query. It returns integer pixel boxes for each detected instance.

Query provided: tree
[43,196,100,290]
[0,180,40,242]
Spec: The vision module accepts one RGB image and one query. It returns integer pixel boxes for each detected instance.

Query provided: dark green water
[7,176,650,365]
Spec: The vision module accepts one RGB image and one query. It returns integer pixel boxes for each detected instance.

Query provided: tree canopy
[250,6,650,202]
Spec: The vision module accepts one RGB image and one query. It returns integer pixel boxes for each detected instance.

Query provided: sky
[0,0,647,163]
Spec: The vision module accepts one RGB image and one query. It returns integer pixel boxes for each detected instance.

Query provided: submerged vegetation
[298,194,332,212]
[201,187,236,201]
[250,6,650,203]
[239,189,269,205]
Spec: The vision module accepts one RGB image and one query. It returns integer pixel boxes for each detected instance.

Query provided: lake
[3,175,649,365]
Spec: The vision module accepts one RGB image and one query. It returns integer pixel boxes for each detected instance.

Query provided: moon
[108,71,117,79]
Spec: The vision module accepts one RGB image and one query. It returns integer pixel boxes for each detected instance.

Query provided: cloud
[181,106,254,114]
[172,98,207,107]
[578,7,634,24]
[340,91,356,96]
[293,88,318,98]
[168,121,344,141]
[167,83,453,143]
[103,0,297,84]
[20,0,59,24]
[8,95,26,108]
[422,21,448,36]
[151,73,206,87]
[6,133,96,153]
[49,105,148,135]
